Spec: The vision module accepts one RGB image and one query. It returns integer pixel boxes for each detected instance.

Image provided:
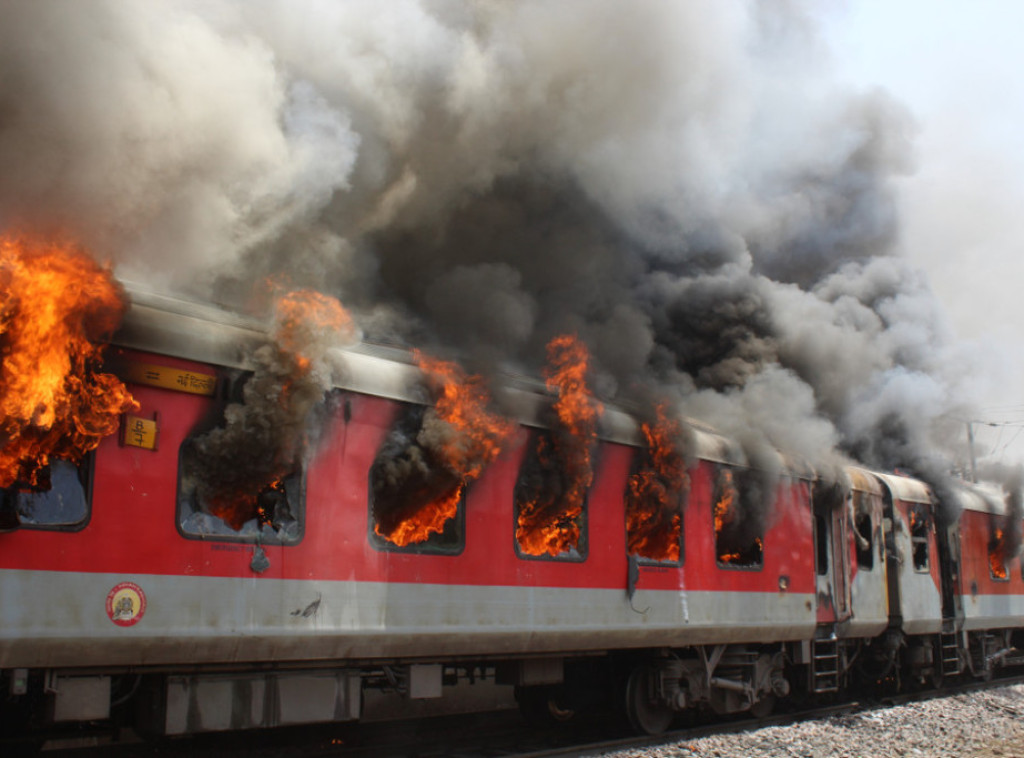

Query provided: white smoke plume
[0,1,992,481]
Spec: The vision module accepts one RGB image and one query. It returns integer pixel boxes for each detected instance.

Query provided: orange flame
[274,289,357,369]
[0,236,136,489]
[198,288,352,528]
[626,403,687,562]
[373,352,514,547]
[377,485,464,547]
[990,528,1008,580]
[516,334,603,557]
[712,468,763,565]
[414,351,516,480]
[713,469,736,541]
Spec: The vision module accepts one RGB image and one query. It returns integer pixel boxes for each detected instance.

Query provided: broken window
[177,446,305,545]
[989,526,1009,581]
[814,513,829,576]
[1,458,91,531]
[514,429,590,562]
[175,367,308,546]
[909,505,930,572]
[854,493,874,570]
[713,466,764,570]
[368,403,467,556]
[624,435,687,566]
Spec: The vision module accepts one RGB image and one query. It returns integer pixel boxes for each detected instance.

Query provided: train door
[813,485,852,624]
[933,507,963,630]
[831,506,851,621]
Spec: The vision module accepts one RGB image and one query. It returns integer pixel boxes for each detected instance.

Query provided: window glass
[4,458,91,531]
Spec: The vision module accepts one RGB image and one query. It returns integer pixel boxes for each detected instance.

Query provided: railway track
[33,672,1024,758]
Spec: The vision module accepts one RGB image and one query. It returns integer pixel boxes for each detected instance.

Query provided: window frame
[909,504,930,574]
[853,494,874,571]
[367,483,467,557]
[5,455,94,533]
[623,449,686,568]
[712,463,765,572]
[512,428,591,564]
[175,444,307,546]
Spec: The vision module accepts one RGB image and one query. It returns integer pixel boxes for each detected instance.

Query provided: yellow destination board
[122,362,217,396]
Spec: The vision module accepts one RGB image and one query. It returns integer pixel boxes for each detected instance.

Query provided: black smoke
[0,1,989,490]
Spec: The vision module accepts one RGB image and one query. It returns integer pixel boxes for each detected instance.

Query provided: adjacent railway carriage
[2,289,1024,742]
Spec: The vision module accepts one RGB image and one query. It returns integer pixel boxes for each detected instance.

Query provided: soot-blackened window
[909,505,930,572]
[176,369,306,545]
[177,440,305,546]
[514,428,591,562]
[814,513,829,576]
[368,403,466,556]
[0,458,91,532]
[712,465,764,570]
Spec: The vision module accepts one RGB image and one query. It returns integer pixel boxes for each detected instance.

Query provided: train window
[854,495,874,570]
[368,403,466,556]
[713,465,764,570]
[814,514,828,575]
[174,365,307,545]
[513,429,590,562]
[989,528,1009,581]
[624,449,687,566]
[1,458,91,531]
[909,505,929,572]
[177,443,305,545]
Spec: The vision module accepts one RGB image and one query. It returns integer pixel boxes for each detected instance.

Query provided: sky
[822,0,1024,466]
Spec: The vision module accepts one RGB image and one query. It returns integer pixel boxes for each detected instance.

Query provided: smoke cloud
[0,1,992,483]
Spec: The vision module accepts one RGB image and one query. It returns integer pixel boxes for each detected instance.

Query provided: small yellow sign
[123,415,158,450]
[123,363,217,396]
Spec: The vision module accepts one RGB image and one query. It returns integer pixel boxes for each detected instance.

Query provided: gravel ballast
[595,685,1024,758]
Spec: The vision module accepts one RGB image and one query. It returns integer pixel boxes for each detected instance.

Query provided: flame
[515,334,603,557]
[274,289,357,369]
[712,468,762,565]
[191,288,352,529]
[990,527,1008,580]
[414,351,516,480]
[206,479,284,531]
[373,352,514,547]
[376,484,464,546]
[713,469,736,542]
[0,235,136,489]
[625,403,687,562]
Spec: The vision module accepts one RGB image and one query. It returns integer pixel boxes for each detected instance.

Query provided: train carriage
[3,288,1024,743]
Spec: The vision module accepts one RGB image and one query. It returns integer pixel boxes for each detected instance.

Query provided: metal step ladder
[939,632,962,677]
[810,636,841,693]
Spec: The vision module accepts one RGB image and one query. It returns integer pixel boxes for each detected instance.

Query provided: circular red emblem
[105,582,146,627]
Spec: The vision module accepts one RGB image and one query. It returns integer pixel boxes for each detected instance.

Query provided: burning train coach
[2,275,1024,743]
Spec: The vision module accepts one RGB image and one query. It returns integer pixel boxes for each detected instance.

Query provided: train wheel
[625,665,674,735]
